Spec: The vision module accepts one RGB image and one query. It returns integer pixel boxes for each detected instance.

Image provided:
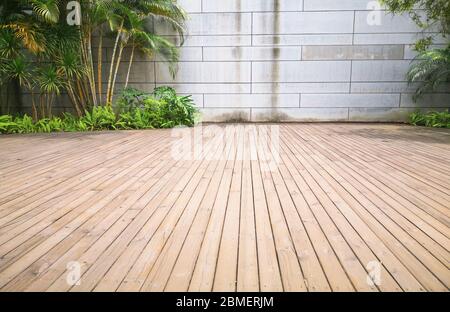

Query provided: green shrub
[152,86,199,128]
[0,87,200,134]
[409,110,450,128]
[0,115,16,133]
[407,46,450,100]
[114,87,151,114]
[81,106,117,131]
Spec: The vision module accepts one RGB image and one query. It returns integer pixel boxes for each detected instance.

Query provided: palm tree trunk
[76,79,86,112]
[4,83,9,115]
[124,44,135,89]
[48,93,53,118]
[39,94,44,119]
[67,83,82,116]
[106,21,124,106]
[79,32,90,101]
[87,30,98,107]
[97,28,103,100]
[31,91,37,121]
[110,43,124,104]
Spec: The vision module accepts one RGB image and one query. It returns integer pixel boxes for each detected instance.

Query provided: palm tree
[56,49,88,116]
[0,27,23,115]
[122,15,180,89]
[104,0,187,104]
[35,65,65,118]
[0,56,37,118]
[0,0,78,117]
[1,0,187,115]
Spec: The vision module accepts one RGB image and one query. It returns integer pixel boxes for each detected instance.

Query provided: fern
[407,46,450,101]
[409,110,450,128]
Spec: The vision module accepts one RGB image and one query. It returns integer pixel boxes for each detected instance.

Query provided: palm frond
[30,0,61,24]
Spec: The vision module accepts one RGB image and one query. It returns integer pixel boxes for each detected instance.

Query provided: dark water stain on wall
[270,0,281,120]
[235,0,242,93]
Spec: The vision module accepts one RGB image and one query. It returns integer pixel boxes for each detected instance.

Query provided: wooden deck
[0,123,449,292]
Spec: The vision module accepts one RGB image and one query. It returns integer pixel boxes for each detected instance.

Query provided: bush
[114,88,151,114]
[409,110,450,128]
[115,86,200,128]
[152,86,198,128]
[407,46,450,100]
[0,87,200,134]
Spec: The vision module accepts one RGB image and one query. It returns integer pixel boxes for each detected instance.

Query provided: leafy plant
[380,1,450,101]
[81,106,117,131]
[152,86,199,127]
[407,46,450,100]
[380,0,450,51]
[409,110,450,128]
[0,86,199,134]
[0,115,16,133]
[14,115,35,133]
[0,0,187,116]
[114,87,150,114]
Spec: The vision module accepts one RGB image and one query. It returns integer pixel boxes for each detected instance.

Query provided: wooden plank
[0,124,448,292]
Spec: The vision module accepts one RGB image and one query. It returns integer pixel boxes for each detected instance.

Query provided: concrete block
[252,82,350,94]
[253,12,354,34]
[103,62,155,83]
[355,11,423,34]
[252,34,353,46]
[349,107,415,122]
[156,83,251,94]
[182,35,252,47]
[301,94,400,108]
[203,47,301,61]
[351,82,418,93]
[400,94,450,108]
[108,47,202,62]
[110,83,155,94]
[202,0,303,12]
[156,62,251,83]
[351,60,411,82]
[159,13,252,35]
[204,94,300,108]
[304,0,371,11]
[177,0,202,13]
[353,33,448,45]
[250,108,349,122]
[200,108,251,122]
[252,61,351,82]
[302,45,404,60]
[157,47,203,61]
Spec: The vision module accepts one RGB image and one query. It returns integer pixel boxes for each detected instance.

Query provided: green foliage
[409,110,450,128]
[152,86,199,128]
[380,0,450,51]
[407,46,450,99]
[0,0,187,115]
[114,87,150,114]
[380,1,450,101]
[81,106,117,131]
[115,86,200,128]
[0,115,15,133]
[0,87,199,134]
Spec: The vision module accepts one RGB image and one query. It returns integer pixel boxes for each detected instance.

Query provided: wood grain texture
[0,124,449,292]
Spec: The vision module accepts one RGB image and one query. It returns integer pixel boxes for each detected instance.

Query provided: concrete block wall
[32,0,450,121]
[154,0,450,122]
